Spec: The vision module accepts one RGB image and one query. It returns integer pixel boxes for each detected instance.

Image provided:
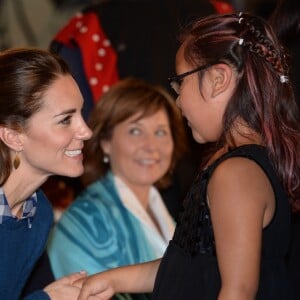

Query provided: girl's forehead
[176,48,191,73]
[176,44,185,61]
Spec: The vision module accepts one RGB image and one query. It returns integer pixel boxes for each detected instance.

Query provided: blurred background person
[47,77,187,300]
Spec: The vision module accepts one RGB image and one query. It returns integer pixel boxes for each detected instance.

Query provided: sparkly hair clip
[280,75,289,83]
[238,38,244,46]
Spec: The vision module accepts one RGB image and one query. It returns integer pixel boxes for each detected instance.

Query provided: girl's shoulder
[206,144,276,208]
[205,144,271,177]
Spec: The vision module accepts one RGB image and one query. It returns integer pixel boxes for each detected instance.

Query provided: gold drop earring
[13,151,21,169]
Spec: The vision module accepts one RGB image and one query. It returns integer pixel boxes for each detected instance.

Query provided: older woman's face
[18,75,92,179]
[102,109,174,196]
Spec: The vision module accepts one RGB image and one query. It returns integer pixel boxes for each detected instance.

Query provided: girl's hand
[74,273,115,300]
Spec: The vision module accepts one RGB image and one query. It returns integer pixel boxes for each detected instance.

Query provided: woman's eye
[59,115,72,125]
[156,129,168,137]
[129,127,141,136]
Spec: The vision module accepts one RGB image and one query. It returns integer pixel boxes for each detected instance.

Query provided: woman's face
[102,109,174,194]
[19,75,92,179]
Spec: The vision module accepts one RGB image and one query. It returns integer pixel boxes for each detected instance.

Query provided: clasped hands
[44,270,113,300]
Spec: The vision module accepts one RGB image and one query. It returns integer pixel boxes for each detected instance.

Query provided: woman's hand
[44,271,88,300]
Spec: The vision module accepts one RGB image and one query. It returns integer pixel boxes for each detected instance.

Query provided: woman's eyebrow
[54,108,76,117]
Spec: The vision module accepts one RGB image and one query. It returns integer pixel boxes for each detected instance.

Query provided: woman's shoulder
[36,189,55,215]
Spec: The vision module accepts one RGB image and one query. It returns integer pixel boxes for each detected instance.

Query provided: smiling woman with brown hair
[0,47,92,300]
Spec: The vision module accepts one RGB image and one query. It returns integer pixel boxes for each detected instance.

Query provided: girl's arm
[76,259,161,300]
[208,157,275,300]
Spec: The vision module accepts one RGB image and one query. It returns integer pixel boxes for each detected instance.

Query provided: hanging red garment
[210,0,234,14]
[53,12,119,103]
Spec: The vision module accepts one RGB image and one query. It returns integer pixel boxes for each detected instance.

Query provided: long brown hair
[82,77,187,189]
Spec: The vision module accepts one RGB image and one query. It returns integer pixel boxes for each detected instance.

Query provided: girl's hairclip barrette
[238,12,244,24]
[280,75,289,83]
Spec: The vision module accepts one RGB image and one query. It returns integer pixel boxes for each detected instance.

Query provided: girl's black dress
[152,145,293,299]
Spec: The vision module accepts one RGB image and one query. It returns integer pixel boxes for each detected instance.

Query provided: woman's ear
[209,63,233,98]
[0,127,23,151]
[100,139,111,156]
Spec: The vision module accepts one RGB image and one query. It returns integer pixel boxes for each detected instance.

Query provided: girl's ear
[0,127,23,151]
[209,63,233,98]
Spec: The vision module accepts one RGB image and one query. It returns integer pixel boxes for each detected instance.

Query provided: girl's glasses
[168,63,216,95]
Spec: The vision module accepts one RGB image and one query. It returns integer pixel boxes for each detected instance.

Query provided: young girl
[76,12,300,300]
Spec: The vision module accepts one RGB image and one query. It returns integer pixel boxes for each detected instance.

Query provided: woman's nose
[175,96,181,109]
[142,134,159,151]
[77,119,93,140]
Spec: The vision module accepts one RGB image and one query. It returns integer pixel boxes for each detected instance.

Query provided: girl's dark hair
[82,77,187,189]
[269,0,300,47]
[0,47,70,185]
[179,13,300,211]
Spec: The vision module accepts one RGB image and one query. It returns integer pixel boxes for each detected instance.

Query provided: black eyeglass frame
[168,62,220,94]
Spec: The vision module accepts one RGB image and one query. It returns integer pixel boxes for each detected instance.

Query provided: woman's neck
[131,186,151,210]
[3,169,46,216]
